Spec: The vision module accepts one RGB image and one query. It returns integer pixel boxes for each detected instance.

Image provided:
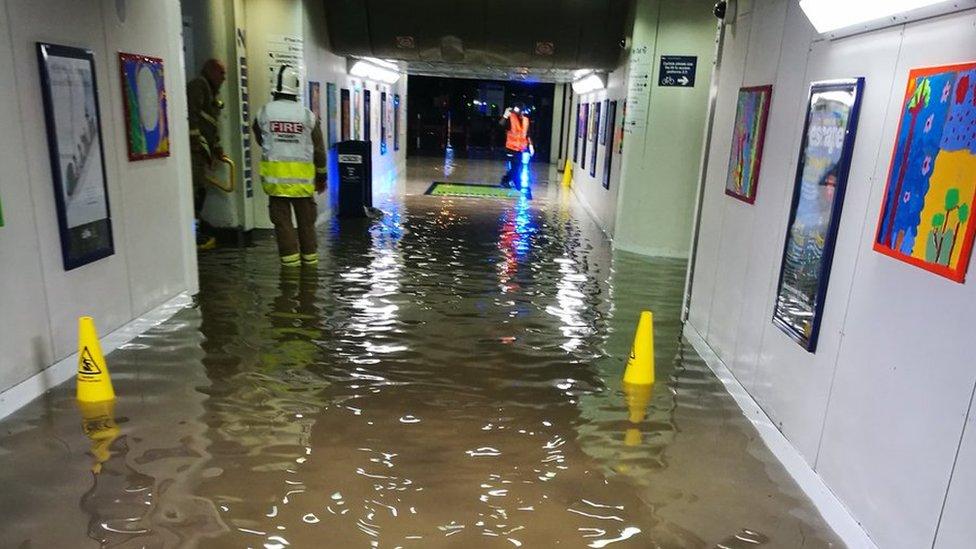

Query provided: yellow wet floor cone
[623,382,653,447]
[623,311,655,385]
[78,399,120,474]
[561,159,573,187]
[76,316,115,402]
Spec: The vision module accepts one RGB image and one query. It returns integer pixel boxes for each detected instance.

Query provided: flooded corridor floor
[0,171,844,547]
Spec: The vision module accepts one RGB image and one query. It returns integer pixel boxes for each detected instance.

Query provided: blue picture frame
[772,78,865,352]
[590,101,600,177]
[37,42,115,271]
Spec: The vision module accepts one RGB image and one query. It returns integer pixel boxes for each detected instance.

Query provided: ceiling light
[573,69,593,80]
[348,57,401,84]
[799,0,975,37]
[572,71,606,94]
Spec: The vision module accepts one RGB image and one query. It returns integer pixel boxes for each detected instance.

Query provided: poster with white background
[48,55,107,229]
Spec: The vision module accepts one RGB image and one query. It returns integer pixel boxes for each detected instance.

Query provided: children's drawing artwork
[725,85,772,204]
[119,53,169,160]
[874,62,976,283]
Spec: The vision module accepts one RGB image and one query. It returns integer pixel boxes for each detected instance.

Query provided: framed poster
[725,85,772,204]
[353,87,361,139]
[386,91,393,152]
[603,100,617,190]
[118,53,169,161]
[590,101,600,177]
[772,78,864,352]
[340,88,350,141]
[600,99,609,145]
[308,80,321,120]
[38,43,114,271]
[394,93,401,151]
[363,89,371,142]
[573,103,581,162]
[380,91,387,155]
[580,103,589,170]
[873,62,976,283]
[326,82,337,147]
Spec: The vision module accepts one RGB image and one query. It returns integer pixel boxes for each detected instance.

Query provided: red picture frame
[872,61,976,283]
[118,52,170,161]
[724,85,772,205]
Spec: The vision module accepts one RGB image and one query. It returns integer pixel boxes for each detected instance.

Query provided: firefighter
[498,103,534,189]
[252,65,327,268]
[187,58,227,250]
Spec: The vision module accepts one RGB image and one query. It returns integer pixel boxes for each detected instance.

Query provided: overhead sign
[658,55,697,87]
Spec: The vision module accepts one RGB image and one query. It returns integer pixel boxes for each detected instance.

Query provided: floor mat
[425,182,528,199]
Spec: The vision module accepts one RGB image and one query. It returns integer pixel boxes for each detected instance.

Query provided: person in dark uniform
[187,59,227,250]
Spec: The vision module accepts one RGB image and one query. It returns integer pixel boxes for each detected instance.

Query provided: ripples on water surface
[0,189,843,548]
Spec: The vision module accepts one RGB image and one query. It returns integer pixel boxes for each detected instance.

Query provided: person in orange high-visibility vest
[499,103,534,189]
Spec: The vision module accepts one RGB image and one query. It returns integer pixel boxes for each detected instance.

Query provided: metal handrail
[205,155,236,193]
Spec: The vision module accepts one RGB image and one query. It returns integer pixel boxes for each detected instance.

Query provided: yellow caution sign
[623,382,653,447]
[78,399,120,474]
[76,317,115,402]
[561,159,573,188]
[622,311,655,385]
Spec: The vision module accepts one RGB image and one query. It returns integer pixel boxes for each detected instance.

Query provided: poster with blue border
[772,78,864,352]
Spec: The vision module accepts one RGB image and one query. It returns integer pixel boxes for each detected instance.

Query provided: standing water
[0,169,843,547]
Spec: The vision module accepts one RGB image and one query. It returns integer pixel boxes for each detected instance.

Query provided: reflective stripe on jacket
[505,114,530,152]
[256,99,317,197]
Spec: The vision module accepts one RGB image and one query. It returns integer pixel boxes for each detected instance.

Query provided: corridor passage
[0,161,842,548]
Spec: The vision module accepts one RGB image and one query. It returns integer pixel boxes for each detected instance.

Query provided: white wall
[687,2,976,547]
[570,0,716,256]
[303,0,407,204]
[570,76,626,237]
[0,0,196,395]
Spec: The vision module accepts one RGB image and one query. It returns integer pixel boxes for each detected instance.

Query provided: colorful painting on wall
[118,53,169,161]
[873,62,976,283]
[772,79,864,352]
[353,87,361,139]
[308,80,321,120]
[725,85,772,204]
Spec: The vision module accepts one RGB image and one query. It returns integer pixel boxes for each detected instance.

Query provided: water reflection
[0,183,844,548]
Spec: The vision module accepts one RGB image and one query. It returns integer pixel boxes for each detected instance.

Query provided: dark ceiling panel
[323,0,372,56]
[323,0,629,71]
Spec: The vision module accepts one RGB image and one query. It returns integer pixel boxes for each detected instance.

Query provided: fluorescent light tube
[348,57,401,84]
[799,0,974,35]
[572,72,606,94]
